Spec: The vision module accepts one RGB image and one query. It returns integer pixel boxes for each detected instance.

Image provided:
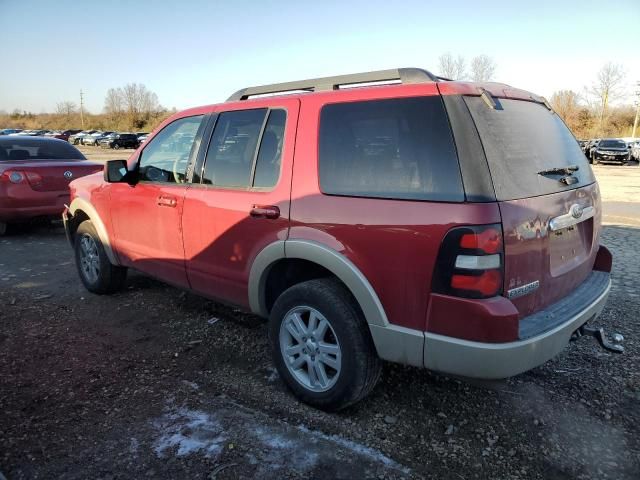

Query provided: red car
[63,68,617,410]
[0,136,102,235]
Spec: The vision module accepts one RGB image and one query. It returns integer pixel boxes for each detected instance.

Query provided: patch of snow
[153,407,225,458]
[297,425,411,474]
[264,367,279,382]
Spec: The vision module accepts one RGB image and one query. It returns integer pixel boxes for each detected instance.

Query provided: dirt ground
[1,150,639,479]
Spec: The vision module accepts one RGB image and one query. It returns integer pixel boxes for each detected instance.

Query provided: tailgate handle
[549,204,595,231]
[157,195,177,208]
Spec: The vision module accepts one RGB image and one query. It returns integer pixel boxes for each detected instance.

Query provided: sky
[1,0,639,114]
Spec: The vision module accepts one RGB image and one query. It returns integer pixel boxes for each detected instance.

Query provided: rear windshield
[319,97,464,202]
[464,97,595,201]
[598,140,626,148]
[0,138,86,161]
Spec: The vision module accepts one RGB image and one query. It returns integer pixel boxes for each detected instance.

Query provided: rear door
[463,95,599,317]
[181,98,299,308]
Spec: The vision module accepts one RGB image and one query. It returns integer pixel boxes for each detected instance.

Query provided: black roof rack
[227,67,442,101]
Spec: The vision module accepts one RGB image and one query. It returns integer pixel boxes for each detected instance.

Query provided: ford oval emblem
[570,204,584,219]
[64,171,73,180]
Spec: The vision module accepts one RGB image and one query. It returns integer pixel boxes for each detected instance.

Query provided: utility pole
[632,82,640,139]
[79,89,85,129]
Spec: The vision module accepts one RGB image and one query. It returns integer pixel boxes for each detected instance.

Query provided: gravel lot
[0,150,639,479]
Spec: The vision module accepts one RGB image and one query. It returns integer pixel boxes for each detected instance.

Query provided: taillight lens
[433,224,504,299]
[1,170,43,187]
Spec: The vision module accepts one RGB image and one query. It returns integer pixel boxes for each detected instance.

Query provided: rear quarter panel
[290,85,501,331]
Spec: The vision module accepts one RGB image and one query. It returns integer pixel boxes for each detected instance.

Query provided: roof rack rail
[227,67,441,101]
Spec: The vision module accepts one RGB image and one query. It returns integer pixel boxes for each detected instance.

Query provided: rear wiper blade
[538,165,579,176]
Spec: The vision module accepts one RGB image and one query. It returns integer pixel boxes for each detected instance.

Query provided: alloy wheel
[79,234,100,284]
[279,306,342,392]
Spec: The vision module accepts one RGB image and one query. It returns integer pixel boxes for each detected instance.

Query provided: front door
[182,99,299,307]
[109,114,205,288]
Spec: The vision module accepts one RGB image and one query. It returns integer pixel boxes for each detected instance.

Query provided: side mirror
[104,159,137,184]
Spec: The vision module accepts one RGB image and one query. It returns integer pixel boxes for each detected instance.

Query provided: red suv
[63,68,614,410]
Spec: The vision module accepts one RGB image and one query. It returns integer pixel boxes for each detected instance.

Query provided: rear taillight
[1,170,43,187]
[433,224,504,299]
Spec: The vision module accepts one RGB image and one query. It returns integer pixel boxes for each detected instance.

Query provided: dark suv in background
[591,138,631,165]
[99,133,139,149]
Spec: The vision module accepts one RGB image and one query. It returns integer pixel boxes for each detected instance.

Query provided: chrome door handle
[157,195,177,208]
[250,205,280,219]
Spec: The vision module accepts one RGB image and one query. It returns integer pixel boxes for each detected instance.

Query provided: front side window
[318,97,463,201]
[138,115,203,183]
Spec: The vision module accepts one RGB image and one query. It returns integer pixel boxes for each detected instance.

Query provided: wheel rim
[79,234,100,284]
[279,306,342,392]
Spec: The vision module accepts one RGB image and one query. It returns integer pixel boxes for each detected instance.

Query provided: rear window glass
[318,97,464,202]
[0,139,86,161]
[464,97,595,201]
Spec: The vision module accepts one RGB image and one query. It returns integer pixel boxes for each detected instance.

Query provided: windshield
[598,140,626,148]
[0,138,86,161]
[464,97,595,201]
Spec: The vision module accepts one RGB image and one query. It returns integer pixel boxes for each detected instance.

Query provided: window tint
[202,109,267,187]
[139,115,203,183]
[0,138,86,161]
[318,97,463,201]
[253,109,286,188]
[464,97,595,201]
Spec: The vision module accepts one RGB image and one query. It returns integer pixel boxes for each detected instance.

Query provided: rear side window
[318,97,463,202]
[202,109,267,187]
[464,97,595,201]
[201,108,286,189]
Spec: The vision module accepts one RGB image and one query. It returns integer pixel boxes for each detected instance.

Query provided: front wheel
[74,220,127,294]
[114,143,120,150]
[269,278,382,411]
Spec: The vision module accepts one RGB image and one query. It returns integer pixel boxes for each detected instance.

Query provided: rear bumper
[0,182,70,221]
[423,272,611,379]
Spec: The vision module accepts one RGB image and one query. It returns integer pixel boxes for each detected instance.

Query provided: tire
[269,278,382,411]
[592,156,599,165]
[74,220,127,294]
[114,143,120,150]
[0,222,7,236]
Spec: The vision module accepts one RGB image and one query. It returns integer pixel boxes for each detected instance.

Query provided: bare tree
[470,55,496,82]
[550,90,582,130]
[104,83,160,129]
[55,101,77,117]
[587,62,625,134]
[104,88,124,116]
[438,53,466,80]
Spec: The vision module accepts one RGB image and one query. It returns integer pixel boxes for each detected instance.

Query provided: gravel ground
[0,153,639,479]
[1,224,638,480]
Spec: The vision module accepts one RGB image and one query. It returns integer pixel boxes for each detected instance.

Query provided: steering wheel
[172,154,189,184]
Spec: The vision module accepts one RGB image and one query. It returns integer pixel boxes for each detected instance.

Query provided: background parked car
[0,136,102,235]
[99,133,139,149]
[83,131,113,146]
[54,129,82,142]
[69,130,94,145]
[0,129,23,136]
[591,138,631,165]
